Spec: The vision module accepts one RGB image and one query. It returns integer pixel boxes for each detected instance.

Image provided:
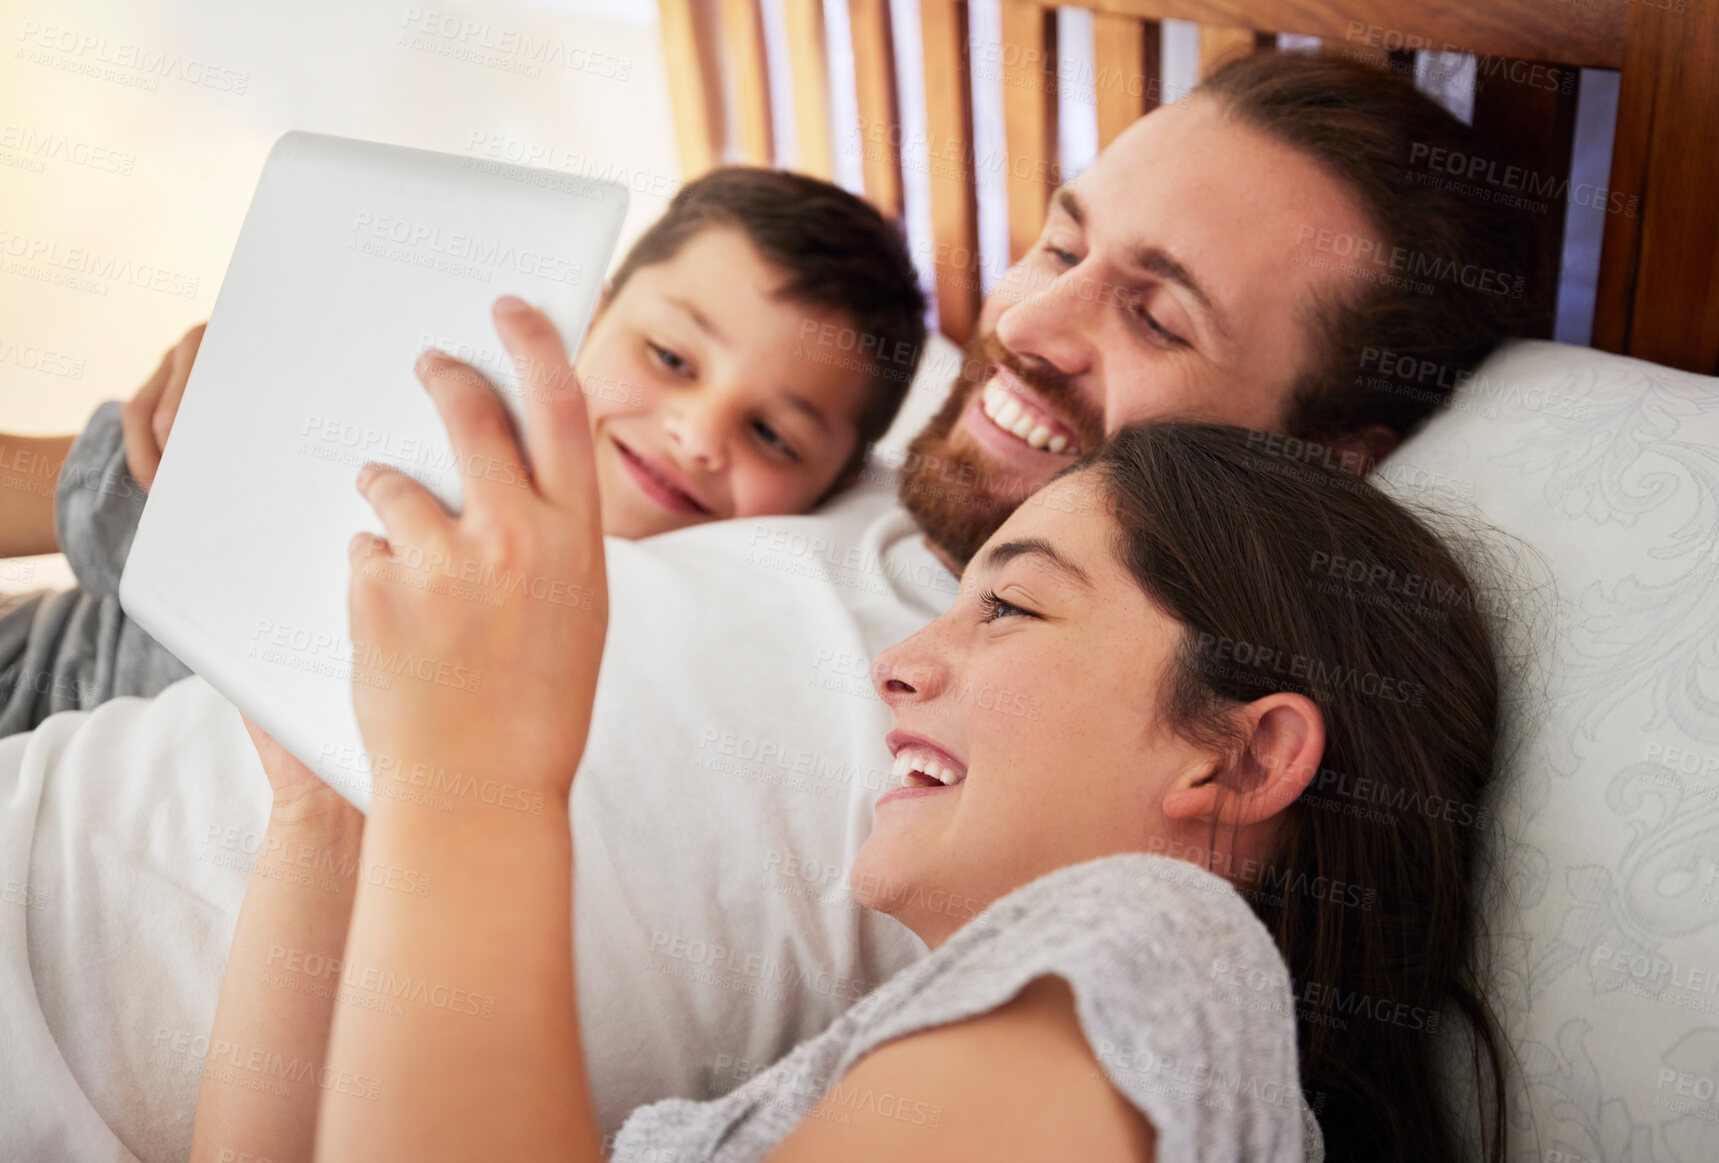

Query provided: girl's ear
[1160,693,1324,827]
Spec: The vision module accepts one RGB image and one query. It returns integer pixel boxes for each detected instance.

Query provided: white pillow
[1379,340,1719,1162]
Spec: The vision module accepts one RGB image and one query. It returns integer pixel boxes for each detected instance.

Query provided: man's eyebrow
[979,537,1095,590]
[665,296,726,345]
[1052,186,1084,227]
[1131,245,1234,344]
[780,391,830,434]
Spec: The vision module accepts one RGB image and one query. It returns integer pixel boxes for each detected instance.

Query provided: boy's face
[576,226,874,540]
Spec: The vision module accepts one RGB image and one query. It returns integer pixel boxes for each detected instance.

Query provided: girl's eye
[649,342,691,375]
[752,419,799,462]
[979,589,1037,623]
[1046,245,1079,266]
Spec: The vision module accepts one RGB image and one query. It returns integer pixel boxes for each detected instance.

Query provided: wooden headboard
[657,0,1719,376]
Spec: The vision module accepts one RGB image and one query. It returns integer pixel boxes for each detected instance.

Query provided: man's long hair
[1201,52,1540,443]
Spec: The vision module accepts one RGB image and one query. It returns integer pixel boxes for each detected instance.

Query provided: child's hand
[239,712,354,824]
[123,322,206,489]
[346,296,606,808]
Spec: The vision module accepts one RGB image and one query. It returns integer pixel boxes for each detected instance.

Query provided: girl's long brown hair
[1086,423,1508,1163]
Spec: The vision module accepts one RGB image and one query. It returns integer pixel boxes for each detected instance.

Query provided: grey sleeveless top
[611,852,1323,1162]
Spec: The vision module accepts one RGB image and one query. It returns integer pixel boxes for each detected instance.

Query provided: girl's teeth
[889,748,963,788]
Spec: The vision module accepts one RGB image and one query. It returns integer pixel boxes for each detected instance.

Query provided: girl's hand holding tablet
[347,294,609,810]
[311,294,611,1161]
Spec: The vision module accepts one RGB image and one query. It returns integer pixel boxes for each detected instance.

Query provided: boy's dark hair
[1200,53,1541,444]
[606,167,927,482]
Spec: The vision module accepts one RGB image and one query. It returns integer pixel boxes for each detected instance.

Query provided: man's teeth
[981,384,1070,453]
[890,749,964,787]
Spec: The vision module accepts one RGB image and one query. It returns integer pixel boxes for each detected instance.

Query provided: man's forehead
[1069,100,1241,225]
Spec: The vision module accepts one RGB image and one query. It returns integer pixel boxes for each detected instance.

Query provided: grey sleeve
[0,399,195,729]
[54,399,150,599]
[837,855,1321,1163]
[611,853,1321,1163]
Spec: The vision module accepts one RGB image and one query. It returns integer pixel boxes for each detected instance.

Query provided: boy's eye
[1045,244,1079,266]
[752,419,799,462]
[648,342,692,376]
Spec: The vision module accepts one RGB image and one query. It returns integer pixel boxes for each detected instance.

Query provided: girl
[192,297,1507,1162]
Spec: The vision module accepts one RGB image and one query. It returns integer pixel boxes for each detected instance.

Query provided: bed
[657,0,1719,375]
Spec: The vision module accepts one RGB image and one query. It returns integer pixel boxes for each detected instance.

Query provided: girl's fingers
[347,530,391,563]
[490,296,598,514]
[414,348,532,514]
[355,462,451,551]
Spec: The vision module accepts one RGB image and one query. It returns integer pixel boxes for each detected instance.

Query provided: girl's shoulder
[842,853,1320,1161]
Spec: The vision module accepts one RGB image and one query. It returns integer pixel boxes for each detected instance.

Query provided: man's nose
[993,266,1098,381]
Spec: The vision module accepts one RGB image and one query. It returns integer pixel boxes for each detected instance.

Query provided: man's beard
[898,329,1104,568]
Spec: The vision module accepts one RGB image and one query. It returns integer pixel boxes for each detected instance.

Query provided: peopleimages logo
[0,228,200,298]
[347,211,583,285]
[14,22,251,94]
[1408,143,1639,218]
[1294,225,1525,299]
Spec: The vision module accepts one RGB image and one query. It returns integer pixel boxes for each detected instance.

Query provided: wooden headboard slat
[783,0,834,177]
[1001,0,1059,263]
[846,0,903,221]
[1092,13,1158,149]
[1197,24,1262,81]
[1468,60,1581,339]
[718,0,774,163]
[921,0,982,338]
[658,0,722,178]
[1083,0,1624,71]
[1593,0,1719,371]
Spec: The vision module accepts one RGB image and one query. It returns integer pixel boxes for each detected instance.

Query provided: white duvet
[1,676,268,1163]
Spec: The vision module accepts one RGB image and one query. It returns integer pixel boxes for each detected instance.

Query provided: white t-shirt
[0,465,959,1161]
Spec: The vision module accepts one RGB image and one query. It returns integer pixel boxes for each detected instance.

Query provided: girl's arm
[315,766,594,1160]
[188,720,364,1163]
[314,298,609,1163]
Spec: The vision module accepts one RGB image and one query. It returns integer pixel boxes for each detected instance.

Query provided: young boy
[0,167,927,734]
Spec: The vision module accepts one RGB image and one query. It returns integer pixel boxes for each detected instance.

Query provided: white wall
[0,0,680,436]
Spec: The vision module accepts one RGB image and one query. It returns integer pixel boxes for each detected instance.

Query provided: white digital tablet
[118,131,628,811]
